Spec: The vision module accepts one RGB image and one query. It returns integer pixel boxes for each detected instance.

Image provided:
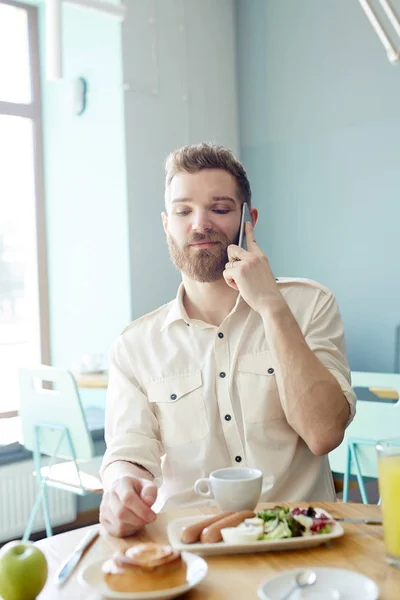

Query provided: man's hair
[165,142,252,208]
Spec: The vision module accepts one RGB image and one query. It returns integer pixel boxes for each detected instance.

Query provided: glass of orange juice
[377,439,400,567]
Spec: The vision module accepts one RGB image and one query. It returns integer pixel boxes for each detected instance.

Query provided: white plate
[258,567,379,600]
[77,551,207,599]
[167,510,344,556]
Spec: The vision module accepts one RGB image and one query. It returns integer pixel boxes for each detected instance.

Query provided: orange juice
[378,453,400,563]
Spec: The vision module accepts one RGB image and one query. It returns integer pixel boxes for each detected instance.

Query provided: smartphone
[238,202,253,250]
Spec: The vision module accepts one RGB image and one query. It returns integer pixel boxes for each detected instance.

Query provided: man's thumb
[141,481,158,506]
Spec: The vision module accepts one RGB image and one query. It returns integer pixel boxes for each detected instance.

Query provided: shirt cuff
[100,460,154,491]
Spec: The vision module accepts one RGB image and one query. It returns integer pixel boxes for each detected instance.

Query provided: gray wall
[122,0,239,319]
[236,0,400,372]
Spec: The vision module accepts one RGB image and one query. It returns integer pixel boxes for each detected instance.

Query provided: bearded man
[99,143,356,538]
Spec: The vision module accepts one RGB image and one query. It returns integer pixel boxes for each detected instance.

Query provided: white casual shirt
[100,278,356,511]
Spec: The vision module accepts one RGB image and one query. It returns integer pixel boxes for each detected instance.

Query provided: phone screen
[238,202,252,250]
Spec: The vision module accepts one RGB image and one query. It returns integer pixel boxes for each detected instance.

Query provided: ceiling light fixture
[359,0,400,64]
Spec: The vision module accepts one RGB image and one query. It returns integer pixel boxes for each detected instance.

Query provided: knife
[334,517,382,525]
[54,527,99,586]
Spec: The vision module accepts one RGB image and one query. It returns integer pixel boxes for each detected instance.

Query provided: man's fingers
[118,479,156,523]
[100,491,144,536]
[101,509,143,538]
[108,490,143,526]
[223,269,239,290]
[225,260,241,271]
[141,481,158,507]
[99,475,159,538]
[244,222,263,255]
[227,245,248,262]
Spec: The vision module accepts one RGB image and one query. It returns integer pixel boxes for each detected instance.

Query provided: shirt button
[170,394,177,400]
[267,367,274,374]
[219,372,226,378]
[235,456,242,463]
[224,414,231,421]
[218,332,224,339]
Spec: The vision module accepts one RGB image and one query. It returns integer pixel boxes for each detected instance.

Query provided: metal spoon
[279,569,317,600]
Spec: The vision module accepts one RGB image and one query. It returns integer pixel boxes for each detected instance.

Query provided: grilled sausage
[180,511,234,544]
[200,510,256,544]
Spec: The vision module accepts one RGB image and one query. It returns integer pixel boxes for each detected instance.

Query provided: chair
[19,365,103,540]
[329,371,400,504]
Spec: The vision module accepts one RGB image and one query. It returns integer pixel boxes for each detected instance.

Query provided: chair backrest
[19,365,95,461]
[329,371,400,478]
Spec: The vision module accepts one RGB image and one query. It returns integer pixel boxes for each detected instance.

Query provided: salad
[256,505,334,539]
[220,506,335,544]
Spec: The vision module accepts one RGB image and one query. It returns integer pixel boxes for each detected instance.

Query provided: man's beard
[167,229,239,283]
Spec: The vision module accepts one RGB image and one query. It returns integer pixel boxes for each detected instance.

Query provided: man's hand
[100,475,158,537]
[223,222,283,314]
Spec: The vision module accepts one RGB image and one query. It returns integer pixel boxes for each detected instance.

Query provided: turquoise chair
[19,366,103,540]
[329,371,400,504]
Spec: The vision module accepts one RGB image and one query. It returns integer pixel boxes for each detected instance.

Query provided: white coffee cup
[79,353,103,373]
[194,467,263,512]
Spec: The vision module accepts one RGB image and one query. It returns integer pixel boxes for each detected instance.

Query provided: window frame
[0,0,50,419]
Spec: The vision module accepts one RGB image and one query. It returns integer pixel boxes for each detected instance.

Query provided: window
[0,0,49,427]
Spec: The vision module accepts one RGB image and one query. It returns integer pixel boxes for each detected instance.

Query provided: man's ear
[161,211,168,234]
[250,208,258,228]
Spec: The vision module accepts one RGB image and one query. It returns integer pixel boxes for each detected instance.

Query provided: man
[100,143,356,537]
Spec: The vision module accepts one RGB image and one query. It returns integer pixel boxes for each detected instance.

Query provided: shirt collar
[161,283,246,331]
[161,284,190,330]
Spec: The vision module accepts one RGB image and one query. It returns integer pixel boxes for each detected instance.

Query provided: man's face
[162,169,244,282]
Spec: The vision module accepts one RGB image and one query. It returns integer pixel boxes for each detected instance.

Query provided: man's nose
[191,210,213,233]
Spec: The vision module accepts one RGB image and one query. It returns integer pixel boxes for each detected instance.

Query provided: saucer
[257,567,379,600]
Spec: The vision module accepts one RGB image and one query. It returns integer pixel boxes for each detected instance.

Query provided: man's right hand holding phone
[100,475,158,537]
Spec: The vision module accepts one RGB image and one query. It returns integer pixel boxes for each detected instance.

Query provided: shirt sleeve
[305,290,357,425]
[99,335,164,489]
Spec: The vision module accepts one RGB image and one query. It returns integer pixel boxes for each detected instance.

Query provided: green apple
[0,541,48,600]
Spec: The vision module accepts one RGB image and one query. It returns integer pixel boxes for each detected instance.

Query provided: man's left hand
[223,222,283,314]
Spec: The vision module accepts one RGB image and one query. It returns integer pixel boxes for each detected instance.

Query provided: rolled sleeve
[305,291,357,425]
[100,336,163,489]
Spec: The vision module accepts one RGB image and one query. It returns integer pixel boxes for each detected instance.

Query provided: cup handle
[194,477,213,499]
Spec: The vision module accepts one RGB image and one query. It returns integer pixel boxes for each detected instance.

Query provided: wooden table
[73,375,400,400]
[369,387,399,401]
[73,372,108,389]
[36,502,400,599]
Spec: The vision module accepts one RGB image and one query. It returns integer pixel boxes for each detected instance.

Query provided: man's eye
[176,210,191,216]
[212,209,230,214]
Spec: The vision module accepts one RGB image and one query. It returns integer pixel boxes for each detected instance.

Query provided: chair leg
[41,483,53,537]
[23,483,53,540]
[343,442,352,503]
[22,491,43,541]
[350,443,369,504]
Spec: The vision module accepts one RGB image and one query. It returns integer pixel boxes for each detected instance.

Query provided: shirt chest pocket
[237,351,284,423]
[147,372,209,448]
